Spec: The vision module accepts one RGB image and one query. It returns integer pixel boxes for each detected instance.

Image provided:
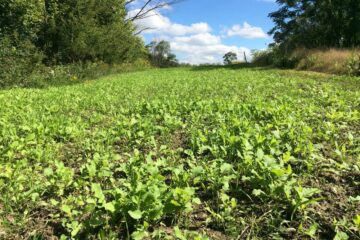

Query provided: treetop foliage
[223,52,238,65]
[0,0,146,64]
[147,40,179,67]
[269,0,360,50]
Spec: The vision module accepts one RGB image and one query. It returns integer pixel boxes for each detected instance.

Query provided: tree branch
[126,0,183,22]
[134,27,153,35]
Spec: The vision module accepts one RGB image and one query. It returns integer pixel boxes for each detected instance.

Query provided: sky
[128,0,279,64]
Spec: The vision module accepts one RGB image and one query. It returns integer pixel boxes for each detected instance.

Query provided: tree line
[269,0,360,51]
[253,0,360,72]
[0,0,179,88]
[0,0,144,64]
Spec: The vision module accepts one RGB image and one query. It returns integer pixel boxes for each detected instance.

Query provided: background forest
[253,0,360,75]
[1,0,360,87]
[0,0,179,88]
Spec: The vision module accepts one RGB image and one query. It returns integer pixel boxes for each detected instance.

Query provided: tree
[147,40,178,67]
[269,0,360,50]
[168,53,179,65]
[0,0,146,64]
[223,52,237,65]
[0,0,44,40]
[38,0,145,64]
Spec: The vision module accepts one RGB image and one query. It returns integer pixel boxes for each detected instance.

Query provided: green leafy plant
[346,54,360,76]
[0,67,359,239]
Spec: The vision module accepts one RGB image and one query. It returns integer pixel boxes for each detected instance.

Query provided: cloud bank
[129,9,267,64]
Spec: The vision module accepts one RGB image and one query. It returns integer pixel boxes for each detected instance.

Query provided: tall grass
[252,48,360,76]
[294,48,360,75]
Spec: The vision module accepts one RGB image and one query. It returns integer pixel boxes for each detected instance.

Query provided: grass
[0,67,359,239]
[294,48,360,75]
[252,48,360,76]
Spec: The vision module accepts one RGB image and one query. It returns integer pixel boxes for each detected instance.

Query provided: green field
[0,67,359,239]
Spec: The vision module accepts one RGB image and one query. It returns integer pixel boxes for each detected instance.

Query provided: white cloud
[129,9,252,64]
[129,9,211,36]
[173,33,221,46]
[171,36,251,64]
[225,22,268,39]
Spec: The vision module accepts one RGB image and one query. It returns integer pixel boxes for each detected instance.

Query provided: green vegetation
[252,48,360,76]
[0,67,359,239]
[223,52,238,65]
[147,40,179,68]
[255,0,360,75]
[0,0,176,88]
[269,0,360,49]
[2,1,357,238]
[0,0,144,64]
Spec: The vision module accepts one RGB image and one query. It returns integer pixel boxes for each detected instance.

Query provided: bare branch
[134,27,153,35]
[126,0,184,36]
[128,0,153,21]
[126,0,183,22]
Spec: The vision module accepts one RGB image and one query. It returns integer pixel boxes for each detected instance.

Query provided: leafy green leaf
[128,210,143,220]
[104,202,115,213]
[334,231,349,240]
[91,183,105,202]
[61,204,72,215]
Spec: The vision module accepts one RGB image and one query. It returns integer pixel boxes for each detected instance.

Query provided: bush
[293,48,357,75]
[0,36,152,89]
[297,55,317,70]
[0,37,44,88]
[346,54,360,76]
[252,48,300,69]
[253,47,360,76]
[251,49,274,66]
[20,60,152,88]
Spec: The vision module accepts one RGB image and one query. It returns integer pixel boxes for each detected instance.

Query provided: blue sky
[128,0,278,64]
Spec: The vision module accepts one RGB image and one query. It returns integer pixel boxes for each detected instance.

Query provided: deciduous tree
[269,0,360,49]
[147,40,179,67]
[223,52,238,65]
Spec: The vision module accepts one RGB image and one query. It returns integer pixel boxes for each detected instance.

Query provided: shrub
[293,48,357,75]
[0,37,151,89]
[24,60,152,88]
[0,37,44,88]
[252,49,275,66]
[252,47,300,69]
[297,55,317,70]
[346,54,360,76]
[253,47,360,76]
